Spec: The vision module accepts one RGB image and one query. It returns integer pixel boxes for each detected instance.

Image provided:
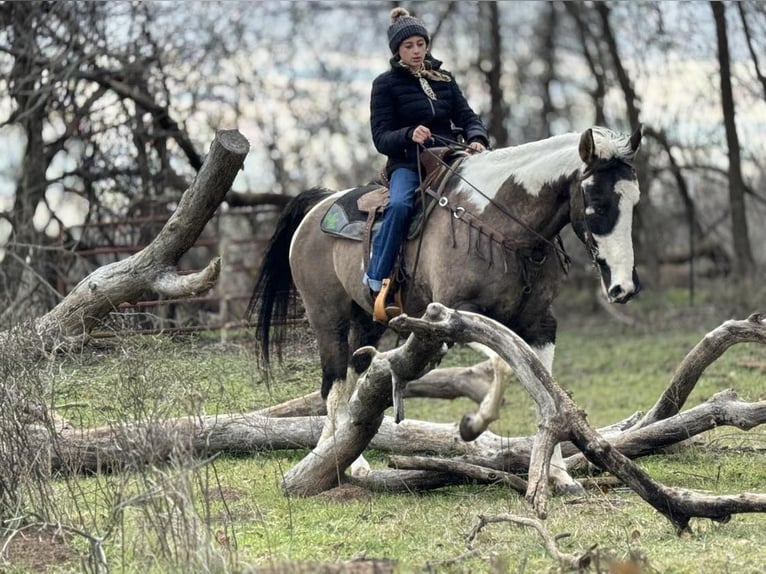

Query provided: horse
[248,126,643,492]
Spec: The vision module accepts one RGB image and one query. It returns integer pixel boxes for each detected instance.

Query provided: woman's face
[397,35,427,68]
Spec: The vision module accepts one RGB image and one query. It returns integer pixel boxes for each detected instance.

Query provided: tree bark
[19,130,249,346]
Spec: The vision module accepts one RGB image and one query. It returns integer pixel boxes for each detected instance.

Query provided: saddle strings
[406,145,429,291]
[421,135,571,265]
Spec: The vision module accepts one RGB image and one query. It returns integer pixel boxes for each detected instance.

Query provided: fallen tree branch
[3,130,249,348]
[466,513,591,570]
[388,455,527,494]
[324,304,766,532]
[635,313,766,428]
[18,299,766,533]
[258,361,494,417]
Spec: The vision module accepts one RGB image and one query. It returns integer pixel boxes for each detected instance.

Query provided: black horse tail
[247,187,334,371]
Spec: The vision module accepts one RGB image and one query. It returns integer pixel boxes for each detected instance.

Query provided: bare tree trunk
[536,2,558,138]
[564,2,607,125]
[2,3,58,313]
[479,1,509,147]
[711,1,755,278]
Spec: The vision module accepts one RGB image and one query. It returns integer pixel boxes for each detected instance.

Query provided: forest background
[1,0,765,325]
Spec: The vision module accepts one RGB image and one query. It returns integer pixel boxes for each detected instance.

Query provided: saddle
[319,146,467,323]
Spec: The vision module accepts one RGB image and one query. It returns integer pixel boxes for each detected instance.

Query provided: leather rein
[418,135,572,272]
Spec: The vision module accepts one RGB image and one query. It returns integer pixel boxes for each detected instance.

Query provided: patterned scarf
[396,60,452,101]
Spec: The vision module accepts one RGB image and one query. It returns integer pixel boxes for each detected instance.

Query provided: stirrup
[373,278,403,324]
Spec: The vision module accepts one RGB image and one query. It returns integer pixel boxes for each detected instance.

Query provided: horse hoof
[351,347,374,374]
[459,415,482,442]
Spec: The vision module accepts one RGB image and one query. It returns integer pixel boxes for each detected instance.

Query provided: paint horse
[249,126,643,492]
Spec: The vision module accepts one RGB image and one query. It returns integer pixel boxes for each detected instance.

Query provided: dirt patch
[317,484,373,504]
[253,558,396,574]
[2,525,80,572]
[207,484,247,502]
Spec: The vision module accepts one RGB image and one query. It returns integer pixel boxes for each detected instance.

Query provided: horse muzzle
[607,268,641,304]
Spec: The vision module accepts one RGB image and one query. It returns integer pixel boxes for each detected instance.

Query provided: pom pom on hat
[387,7,430,54]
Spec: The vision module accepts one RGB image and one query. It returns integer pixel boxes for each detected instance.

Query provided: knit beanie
[387,7,430,54]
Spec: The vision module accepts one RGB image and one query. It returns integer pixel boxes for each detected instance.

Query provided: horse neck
[457,135,582,241]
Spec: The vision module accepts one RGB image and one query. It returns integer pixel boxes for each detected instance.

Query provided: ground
[1,526,80,572]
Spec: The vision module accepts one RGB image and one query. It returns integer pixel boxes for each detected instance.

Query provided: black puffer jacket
[370,56,490,177]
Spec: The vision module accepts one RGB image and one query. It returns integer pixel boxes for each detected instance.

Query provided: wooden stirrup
[373,278,403,324]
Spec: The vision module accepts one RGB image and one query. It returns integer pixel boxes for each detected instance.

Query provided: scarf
[396,59,452,101]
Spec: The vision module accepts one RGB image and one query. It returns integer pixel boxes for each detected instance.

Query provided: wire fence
[55,205,298,340]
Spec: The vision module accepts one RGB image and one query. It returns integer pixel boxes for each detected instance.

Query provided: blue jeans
[364,167,420,291]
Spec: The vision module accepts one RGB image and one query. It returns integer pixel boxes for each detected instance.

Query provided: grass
[5,292,766,573]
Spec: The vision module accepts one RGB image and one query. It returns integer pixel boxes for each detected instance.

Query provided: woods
[1,2,766,328]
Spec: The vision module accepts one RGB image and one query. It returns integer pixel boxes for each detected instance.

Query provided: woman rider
[364,7,490,314]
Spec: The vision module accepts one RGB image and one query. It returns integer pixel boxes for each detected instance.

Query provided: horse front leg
[314,321,373,480]
[459,343,511,441]
[527,342,584,495]
[458,339,583,495]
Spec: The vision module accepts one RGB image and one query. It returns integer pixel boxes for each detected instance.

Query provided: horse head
[571,126,643,304]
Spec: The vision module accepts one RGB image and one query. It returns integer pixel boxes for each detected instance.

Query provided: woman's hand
[468,141,486,152]
[411,125,432,144]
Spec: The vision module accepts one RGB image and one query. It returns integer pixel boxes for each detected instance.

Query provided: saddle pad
[319,184,431,241]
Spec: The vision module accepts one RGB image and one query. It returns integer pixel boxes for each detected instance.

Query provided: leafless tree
[711,1,755,279]
[0,2,203,324]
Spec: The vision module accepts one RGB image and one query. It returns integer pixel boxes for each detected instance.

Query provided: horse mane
[460,133,583,196]
[458,127,636,197]
[589,126,639,162]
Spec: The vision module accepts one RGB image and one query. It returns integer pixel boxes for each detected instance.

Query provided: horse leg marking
[459,343,512,441]
[531,344,584,494]
[459,341,582,492]
[318,368,370,478]
[460,342,555,441]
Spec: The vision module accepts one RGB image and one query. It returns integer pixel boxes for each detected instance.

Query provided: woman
[364,7,490,309]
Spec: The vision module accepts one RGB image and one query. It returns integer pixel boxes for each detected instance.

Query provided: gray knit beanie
[387,7,429,54]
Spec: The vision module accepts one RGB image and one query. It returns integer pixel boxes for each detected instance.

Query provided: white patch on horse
[319,366,370,478]
[593,180,639,295]
[532,343,555,373]
[455,134,583,210]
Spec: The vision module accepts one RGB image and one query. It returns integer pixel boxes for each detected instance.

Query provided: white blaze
[592,180,639,295]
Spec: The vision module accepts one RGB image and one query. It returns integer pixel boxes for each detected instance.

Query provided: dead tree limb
[391,305,766,532]
[634,313,766,428]
[466,513,591,570]
[8,130,249,348]
[258,361,493,417]
[287,303,766,532]
[17,296,766,533]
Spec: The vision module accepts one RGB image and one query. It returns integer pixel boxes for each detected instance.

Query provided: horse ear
[629,124,643,153]
[578,128,595,163]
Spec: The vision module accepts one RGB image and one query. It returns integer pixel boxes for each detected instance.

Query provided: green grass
[10,299,766,573]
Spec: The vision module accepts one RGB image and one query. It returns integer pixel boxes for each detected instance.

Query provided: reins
[418,135,571,265]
